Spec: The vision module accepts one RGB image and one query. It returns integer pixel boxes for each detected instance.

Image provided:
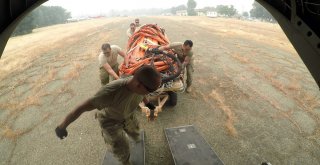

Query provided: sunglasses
[103,51,111,55]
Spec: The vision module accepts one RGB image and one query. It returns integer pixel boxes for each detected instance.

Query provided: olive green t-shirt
[168,42,193,62]
[98,45,122,68]
[89,77,144,121]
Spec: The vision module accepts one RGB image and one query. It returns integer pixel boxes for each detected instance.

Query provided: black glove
[55,126,68,139]
[146,102,156,110]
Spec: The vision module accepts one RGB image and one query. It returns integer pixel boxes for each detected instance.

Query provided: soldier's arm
[158,44,170,51]
[182,56,191,68]
[118,50,126,58]
[103,63,120,79]
[119,50,128,67]
[58,99,96,130]
[55,99,96,139]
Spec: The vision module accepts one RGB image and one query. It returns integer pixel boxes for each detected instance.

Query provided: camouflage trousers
[185,59,194,87]
[99,63,119,86]
[98,114,140,164]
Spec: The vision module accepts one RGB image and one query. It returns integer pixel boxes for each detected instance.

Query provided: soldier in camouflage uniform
[134,18,141,28]
[55,66,161,165]
[99,43,127,85]
[158,40,194,93]
[126,23,136,38]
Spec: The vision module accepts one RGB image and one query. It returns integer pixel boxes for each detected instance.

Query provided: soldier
[55,66,161,165]
[158,40,194,93]
[134,18,141,32]
[134,18,141,28]
[126,23,136,38]
[99,43,127,85]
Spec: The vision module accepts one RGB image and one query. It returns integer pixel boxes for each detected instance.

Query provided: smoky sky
[44,0,255,17]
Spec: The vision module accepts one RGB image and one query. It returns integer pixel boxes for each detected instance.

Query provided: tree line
[12,6,71,36]
[13,1,276,37]
[170,0,275,22]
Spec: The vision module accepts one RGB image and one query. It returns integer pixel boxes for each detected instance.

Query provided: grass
[0,94,40,112]
[249,65,262,73]
[209,90,237,136]
[56,82,74,96]
[295,92,320,112]
[248,84,305,133]
[0,59,83,141]
[0,35,93,140]
[1,113,51,140]
[191,90,237,136]
[231,53,250,64]
[2,127,22,140]
[227,60,310,133]
[249,64,296,95]
[191,88,238,137]
[287,77,301,91]
[0,19,106,143]
[242,55,320,135]
[0,49,85,131]
[0,94,42,128]
[47,67,58,81]
[63,62,84,80]
[0,18,109,82]
[307,128,320,141]
[249,63,320,115]
[272,110,302,134]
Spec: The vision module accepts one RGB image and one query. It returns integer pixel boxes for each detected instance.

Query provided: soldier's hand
[55,126,68,139]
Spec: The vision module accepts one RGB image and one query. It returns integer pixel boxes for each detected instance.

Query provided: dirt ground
[0,16,319,165]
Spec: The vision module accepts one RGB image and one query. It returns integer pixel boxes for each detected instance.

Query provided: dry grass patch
[249,64,289,95]
[231,53,250,64]
[1,113,51,140]
[55,83,74,96]
[307,128,320,141]
[1,19,110,81]
[188,89,239,137]
[64,69,80,80]
[47,67,58,81]
[1,127,23,140]
[296,92,320,112]
[182,17,298,55]
[249,64,319,114]
[287,77,301,91]
[0,94,43,126]
[0,95,40,112]
[63,62,85,80]
[209,90,237,136]
[249,65,262,73]
[272,110,302,133]
[249,86,304,133]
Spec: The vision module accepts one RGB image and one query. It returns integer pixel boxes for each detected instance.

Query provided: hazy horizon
[44,0,255,17]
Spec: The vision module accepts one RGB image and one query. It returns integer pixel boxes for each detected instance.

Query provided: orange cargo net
[119,24,173,76]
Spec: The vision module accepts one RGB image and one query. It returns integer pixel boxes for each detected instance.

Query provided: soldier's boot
[121,154,132,165]
[186,86,192,93]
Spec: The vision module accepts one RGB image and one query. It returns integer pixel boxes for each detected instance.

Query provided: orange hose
[121,24,174,76]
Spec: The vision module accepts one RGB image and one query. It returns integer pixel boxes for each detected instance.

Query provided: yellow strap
[140,44,148,50]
